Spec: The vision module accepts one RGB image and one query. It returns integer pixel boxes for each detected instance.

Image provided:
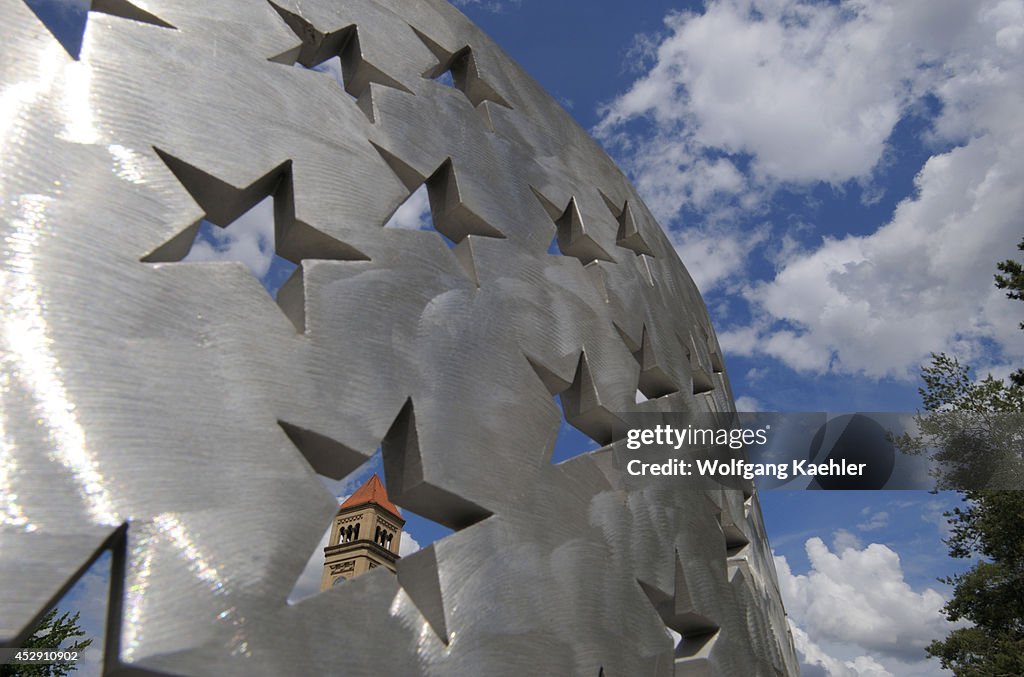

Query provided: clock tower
[321,473,405,589]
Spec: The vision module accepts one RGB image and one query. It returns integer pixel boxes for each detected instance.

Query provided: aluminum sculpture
[0,0,799,673]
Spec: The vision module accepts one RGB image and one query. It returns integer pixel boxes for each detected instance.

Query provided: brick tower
[320,474,405,589]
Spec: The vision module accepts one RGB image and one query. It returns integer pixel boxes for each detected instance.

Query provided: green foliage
[0,609,93,677]
[896,354,1024,490]
[994,237,1024,304]
[994,236,1024,384]
[918,353,1024,414]
[916,237,1024,673]
[927,491,1024,676]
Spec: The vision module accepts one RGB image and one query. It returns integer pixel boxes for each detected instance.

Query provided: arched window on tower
[354,523,360,540]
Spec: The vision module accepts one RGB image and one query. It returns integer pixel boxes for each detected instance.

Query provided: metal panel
[0,0,798,674]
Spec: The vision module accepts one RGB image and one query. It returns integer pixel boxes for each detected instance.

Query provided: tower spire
[321,473,406,589]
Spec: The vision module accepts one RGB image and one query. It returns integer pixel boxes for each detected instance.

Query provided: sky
[449,3,1021,673]
[20,0,1024,675]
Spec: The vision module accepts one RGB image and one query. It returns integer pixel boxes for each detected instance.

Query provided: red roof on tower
[339,473,402,520]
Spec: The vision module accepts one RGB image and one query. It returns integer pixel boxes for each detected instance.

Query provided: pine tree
[919,238,1024,674]
[994,236,1024,385]
[926,491,1024,676]
[0,609,93,677]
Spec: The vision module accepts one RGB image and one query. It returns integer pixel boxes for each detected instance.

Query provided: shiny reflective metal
[0,0,798,674]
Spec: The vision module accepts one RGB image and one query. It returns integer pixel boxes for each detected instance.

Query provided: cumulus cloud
[183,197,276,280]
[384,184,431,230]
[831,528,863,553]
[741,124,1024,376]
[289,525,332,603]
[734,395,762,411]
[671,222,768,292]
[449,0,522,13]
[597,0,992,204]
[792,624,893,677]
[857,510,890,532]
[398,531,422,557]
[597,0,1024,377]
[775,536,957,664]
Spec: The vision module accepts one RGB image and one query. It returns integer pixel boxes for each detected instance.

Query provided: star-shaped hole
[531,188,616,265]
[637,554,721,667]
[2,524,128,673]
[373,144,506,286]
[614,323,680,402]
[600,191,657,286]
[268,2,411,122]
[141,149,368,332]
[21,0,174,60]
[180,197,299,298]
[279,400,494,644]
[525,350,625,462]
[685,332,717,396]
[412,28,511,130]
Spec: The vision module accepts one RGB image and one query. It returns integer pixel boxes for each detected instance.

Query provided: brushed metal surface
[0,0,798,674]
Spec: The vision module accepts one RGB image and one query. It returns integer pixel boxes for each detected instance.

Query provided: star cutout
[374,144,505,287]
[268,1,411,122]
[532,188,615,264]
[600,191,656,285]
[2,524,129,672]
[637,553,721,666]
[278,400,494,644]
[599,192,656,257]
[615,323,680,400]
[412,27,511,130]
[142,149,368,332]
[681,331,717,395]
[22,0,174,59]
[525,350,624,446]
[698,323,726,375]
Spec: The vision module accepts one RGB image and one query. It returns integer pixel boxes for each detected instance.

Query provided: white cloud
[775,537,957,665]
[792,624,893,677]
[383,184,431,230]
[734,395,762,411]
[597,0,1024,378]
[832,528,863,553]
[671,222,768,292]
[596,0,994,191]
[398,531,422,557]
[449,0,521,13]
[289,525,332,604]
[745,128,1024,376]
[857,511,890,532]
[305,57,344,89]
[182,197,276,280]
[920,499,956,539]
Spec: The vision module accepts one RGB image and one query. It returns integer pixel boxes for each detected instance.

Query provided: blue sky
[25,0,1023,675]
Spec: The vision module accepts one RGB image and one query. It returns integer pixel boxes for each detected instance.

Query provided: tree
[918,239,1024,674]
[994,236,1024,386]
[926,490,1024,677]
[896,354,1024,490]
[0,609,93,677]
